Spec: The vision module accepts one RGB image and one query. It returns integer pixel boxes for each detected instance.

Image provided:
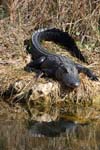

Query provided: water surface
[0,115,100,150]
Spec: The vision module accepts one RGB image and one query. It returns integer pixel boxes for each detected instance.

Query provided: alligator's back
[28,28,86,62]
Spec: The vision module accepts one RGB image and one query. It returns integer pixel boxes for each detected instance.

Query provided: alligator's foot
[76,63,99,81]
[24,56,46,72]
[24,61,35,72]
[85,70,99,81]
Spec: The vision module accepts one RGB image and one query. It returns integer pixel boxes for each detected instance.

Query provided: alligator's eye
[60,64,68,73]
[62,67,68,73]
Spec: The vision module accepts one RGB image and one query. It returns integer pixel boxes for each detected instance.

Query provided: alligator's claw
[89,74,99,81]
[87,70,99,81]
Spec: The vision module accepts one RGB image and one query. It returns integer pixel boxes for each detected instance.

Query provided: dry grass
[1,0,100,44]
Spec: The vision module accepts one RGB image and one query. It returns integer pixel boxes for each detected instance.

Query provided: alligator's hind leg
[75,63,99,81]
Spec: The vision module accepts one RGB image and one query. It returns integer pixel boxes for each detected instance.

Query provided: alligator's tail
[28,28,86,62]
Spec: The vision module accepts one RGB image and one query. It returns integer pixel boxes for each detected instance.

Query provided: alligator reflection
[0,119,100,150]
[28,119,83,137]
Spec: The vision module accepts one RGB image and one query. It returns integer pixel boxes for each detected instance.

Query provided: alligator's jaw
[62,74,80,88]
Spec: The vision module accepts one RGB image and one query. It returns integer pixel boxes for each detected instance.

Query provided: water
[0,101,100,150]
[0,117,100,150]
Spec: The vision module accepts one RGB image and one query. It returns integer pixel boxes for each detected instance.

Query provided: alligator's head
[55,62,80,88]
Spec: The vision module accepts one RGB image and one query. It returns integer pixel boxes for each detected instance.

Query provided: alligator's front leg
[24,56,46,71]
[41,68,55,77]
[25,56,55,77]
[75,63,98,81]
[24,56,47,79]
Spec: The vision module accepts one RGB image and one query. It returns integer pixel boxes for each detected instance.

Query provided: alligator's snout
[62,73,80,88]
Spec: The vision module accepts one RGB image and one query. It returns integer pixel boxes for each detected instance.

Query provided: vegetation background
[0,0,100,46]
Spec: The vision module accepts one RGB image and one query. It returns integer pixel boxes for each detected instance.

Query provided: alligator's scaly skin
[30,28,86,62]
[25,28,98,88]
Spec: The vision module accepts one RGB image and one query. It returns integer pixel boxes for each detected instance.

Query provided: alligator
[24,28,98,88]
[29,119,78,137]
